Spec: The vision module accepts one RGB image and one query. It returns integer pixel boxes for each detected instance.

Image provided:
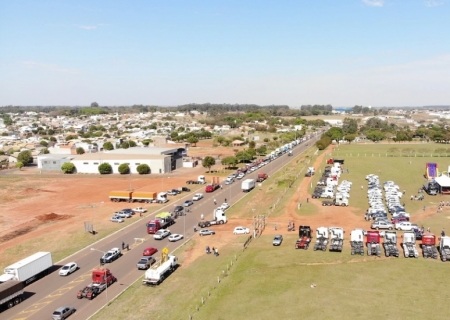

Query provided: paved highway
[4,134,320,320]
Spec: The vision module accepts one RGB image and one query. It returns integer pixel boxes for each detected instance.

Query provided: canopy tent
[434,175,450,194]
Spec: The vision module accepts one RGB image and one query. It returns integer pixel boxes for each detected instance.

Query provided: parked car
[110,216,124,223]
[133,207,147,213]
[115,211,132,218]
[153,229,171,240]
[173,205,184,213]
[193,193,204,201]
[199,229,215,236]
[59,262,78,276]
[52,306,76,320]
[395,222,414,231]
[371,221,394,230]
[273,235,283,246]
[233,226,250,234]
[167,190,178,196]
[121,208,134,214]
[237,173,245,180]
[391,216,409,224]
[181,187,191,192]
[168,234,184,242]
[143,247,158,256]
[184,200,194,207]
[137,256,156,270]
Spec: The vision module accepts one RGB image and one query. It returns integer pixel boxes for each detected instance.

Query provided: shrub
[137,164,150,174]
[98,163,113,174]
[16,161,24,170]
[118,163,130,174]
[76,147,85,154]
[18,150,33,165]
[61,162,76,174]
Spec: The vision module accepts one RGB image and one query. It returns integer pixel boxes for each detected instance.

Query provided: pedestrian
[140,212,142,217]
[220,185,223,190]
[347,169,349,173]
[403,190,406,195]
[224,198,227,203]
[274,224,277,231]
[122,241,125,250]
[212,246,215,254]
[214,199,217,205]
[402,202,405,207]
[194,226,197,232]
[423,206,426,211]
[307,198,309,203]
[427,227,430,233]
[201,214,204,220]
[411,195,414,200]
[442,229,446,237]
[361,185,363,190]
[206,246,210,254]
[214,248,219,256]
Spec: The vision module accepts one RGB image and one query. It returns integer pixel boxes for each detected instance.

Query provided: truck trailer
[0,252,52,285]
[109,191,132,202]
[143,254,178,285]
[241,179,255,192]
[0,281,24,310]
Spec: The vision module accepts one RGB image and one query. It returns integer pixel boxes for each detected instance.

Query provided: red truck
[77,269,116,300]
[256,173,268,183]
[146,212,175,234]
[205,177,220,193]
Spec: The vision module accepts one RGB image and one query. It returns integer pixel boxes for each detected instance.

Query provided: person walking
[220,185,223,190]
[423,206,426,211]
[224,198,227,203]
[274,224,277,231]
[214,199,217,205]
[427,227,430,233]
[200,214,204,220]
[442,229,446,237]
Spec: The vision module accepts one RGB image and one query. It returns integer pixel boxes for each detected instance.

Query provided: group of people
[411,194,424,201]
[437,201,450,213]
[205,246,219,256]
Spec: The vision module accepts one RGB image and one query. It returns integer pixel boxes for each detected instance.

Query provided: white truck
[142,255,178,285]
[350,229,365,255]
[329,227,344,252]
[334,195,349,206]
[241,179,255,192]
[313,227,329,251]
[0,281,24,309]
[439,236,450,262]
[402,232,419,258]
[156,192,169,203]
[198,209,227,228]
[0,252,52,285]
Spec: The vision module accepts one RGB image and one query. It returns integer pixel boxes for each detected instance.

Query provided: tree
[216,136,225,145]
[76,147,85,155]
[248,141,256,149]
[345,134,357,144]
[91,102,99,108]
[342,118,358,134]
[61,162,76,174]
[187,136,199,146]
[366,130,385,142]
[98,163,113,174]
[16,161,24,170]
[18,150,33,165]
[263,138,269,143]
[137,164,150,174]
[202,156,216,172]
[103,142,114,151]
[40,148,50,154]
[118,163,130,174]
[256,145,267,155]
[221,156,237,169]
[40,140,48,147]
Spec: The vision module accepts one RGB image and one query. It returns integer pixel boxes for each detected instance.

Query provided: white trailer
[241,179,255,192]
[143,255,178,285]
[0,252,52,285]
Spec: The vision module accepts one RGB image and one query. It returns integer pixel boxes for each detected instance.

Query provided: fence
[331,152,450,158]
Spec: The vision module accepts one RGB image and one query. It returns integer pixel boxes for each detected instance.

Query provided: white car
[168,234,184,242]
[133,207,147,213]
[59,262,78,276]
[233,226,250,234]
[193,193,204,201]
[115,211,132,218]
[237,173,245,180]
[219,203,230,210]
[110,216,124,223]
[395,222,414,231]
[153,229,171,240]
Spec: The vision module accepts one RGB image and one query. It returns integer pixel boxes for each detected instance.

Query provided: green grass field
[91,143,450,320]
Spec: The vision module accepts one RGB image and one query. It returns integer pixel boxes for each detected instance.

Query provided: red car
[143,247,158,256]
[391,216,408,224]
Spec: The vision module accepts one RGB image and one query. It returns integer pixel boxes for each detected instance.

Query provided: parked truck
[313,227,329,251]
[205,177,220,193]
[198,209,227,228]
[334,195,349,207]
[77,268,116,300]
[421,234,438,259]
[109,191,132,202]
[131,191,157,203]
[295,226,312,249]
[439,236,450,261]
[328,227,344,252]
[256,173,268,183]
[366,231,381,257]
[423,181,438,196]
[241,179,256,192]
[186,175,206,184]
[143,254,178,285]
[402,232,419,258]
[383,231,399,257]
[350,229,365,255]
[0,281,24,310]
[0,252,52,285]
[146,212,175,234]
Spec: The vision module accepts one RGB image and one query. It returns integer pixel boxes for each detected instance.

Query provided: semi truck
[143,254,178,285]
[256,173,268,183]
[147,212,175,234]
[186,175,206,184]
[77,268,116,300]
[198,209,227,228]
[0,281,24,310]
[109,191,168,203]
[205,177,220,193]
[241,179,255,192]
[0,252,52,285]
[423,181,438,196]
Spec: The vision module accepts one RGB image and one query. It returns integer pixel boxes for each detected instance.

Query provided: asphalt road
[3,134,320,320]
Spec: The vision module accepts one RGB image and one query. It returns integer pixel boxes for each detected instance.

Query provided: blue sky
[0,0,449,107]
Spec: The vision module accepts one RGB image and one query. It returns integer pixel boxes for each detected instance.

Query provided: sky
[0,0,449,107]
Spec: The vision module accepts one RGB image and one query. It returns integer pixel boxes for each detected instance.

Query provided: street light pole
[128,140,132,191]
[90,248,108,306]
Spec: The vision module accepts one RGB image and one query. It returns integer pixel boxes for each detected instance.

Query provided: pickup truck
[137,256,156,270]
[100,248,122,264]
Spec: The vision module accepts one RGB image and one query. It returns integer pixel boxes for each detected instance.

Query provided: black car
[121,208,134,214]
[181,187,191,192]
[173,206,184,213]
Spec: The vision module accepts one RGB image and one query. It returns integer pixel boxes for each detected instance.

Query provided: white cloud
[424,1,444,7]
[362,0,384,7]
[20,61,79,74]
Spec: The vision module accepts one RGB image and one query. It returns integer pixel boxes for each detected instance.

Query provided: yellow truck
[131,192,157,203]
[109,191,132,202]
